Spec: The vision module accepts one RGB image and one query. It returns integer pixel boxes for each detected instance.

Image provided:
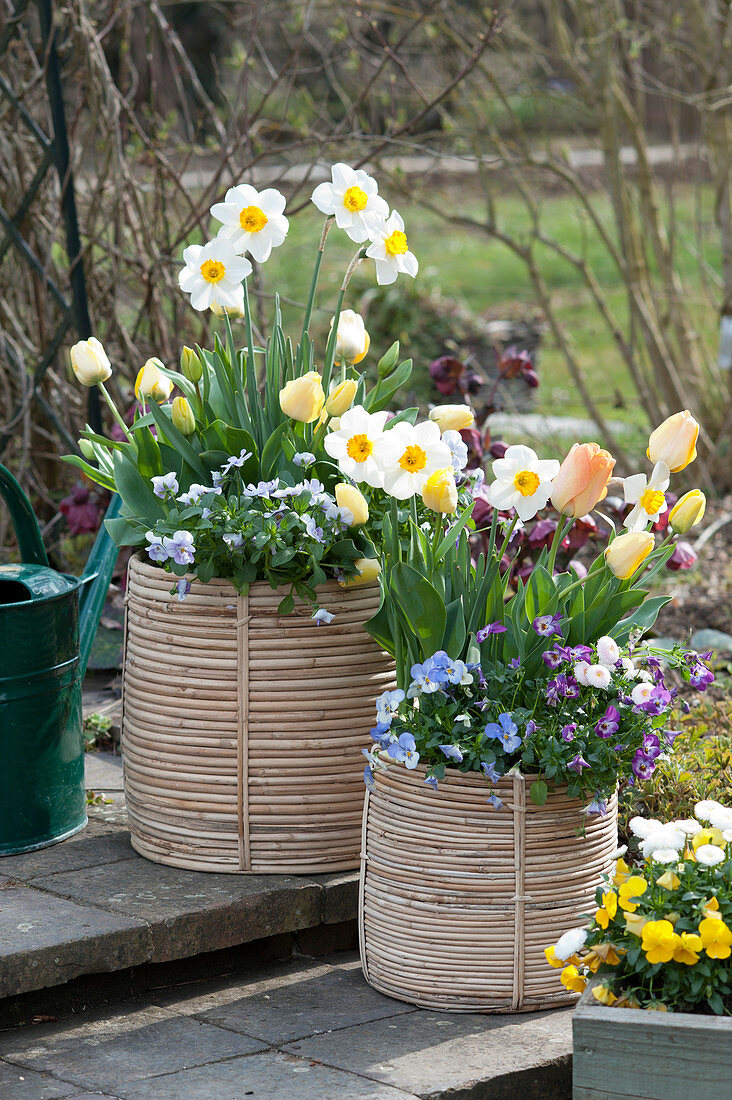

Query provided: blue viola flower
[311,608,334,626]
[387,732,420,769]
[376,689,406,727]
[369,723,393,749]
[363,765,376,791]
[481,760,502,782]
[292,451,316,468]
[221,448,253,475]
[302,513,325,543]
[152,471,179,500]
[439,744,463,763]
[408,659,448,696]
[487,793,503,810]
[583,798,608,816]
[176,578,192,602]
[424,775,439,791]
[484,712,521,753]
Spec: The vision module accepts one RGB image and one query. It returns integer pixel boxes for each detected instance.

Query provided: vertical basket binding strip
[123,554,396,873]
[359,765,618,1013]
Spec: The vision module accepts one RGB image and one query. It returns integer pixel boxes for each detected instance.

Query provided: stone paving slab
[0,821,360,999]
[84,752,124,792]
[0,951,572,1099]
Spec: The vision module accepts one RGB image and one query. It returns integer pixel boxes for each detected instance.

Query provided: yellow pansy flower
[595,890,618,929]
[592,983,617,1006]
[618,876,648,913]
[699,918,732,960]
[624,912,649,937]
[641,920,679,964]
[673,932,702,966]
[560,965,587,994]
[656,870,681,891]
[613,857,631,886]
[692,827,725,852]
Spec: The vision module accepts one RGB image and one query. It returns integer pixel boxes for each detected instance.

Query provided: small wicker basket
[360,764,618,1013]
[122,554,395,874]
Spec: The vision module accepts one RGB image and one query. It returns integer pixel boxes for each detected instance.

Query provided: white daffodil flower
[622,461,671,531]
[324,405,389,488]
[311,163,389,243]
[211,184,289,263]
[178,238,252,312]
[375,419,452,499]
[485,445,560,523]
[364,210,419,286]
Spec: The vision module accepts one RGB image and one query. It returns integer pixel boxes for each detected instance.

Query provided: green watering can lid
[0,563,79,605]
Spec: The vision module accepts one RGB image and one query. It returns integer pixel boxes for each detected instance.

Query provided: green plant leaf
[112,451,165,524]
[389,562,447,656]
[146,400,208,480]
[260,421,290,478]
[610,595,671,644]
[530,780,548,806]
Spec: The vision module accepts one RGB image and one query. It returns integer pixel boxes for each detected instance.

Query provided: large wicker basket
[360,764,618,1013]
[122,554,395,874]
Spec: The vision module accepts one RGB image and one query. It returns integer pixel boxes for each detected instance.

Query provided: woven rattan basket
[122,554,395,874]
[360,764,618,1013]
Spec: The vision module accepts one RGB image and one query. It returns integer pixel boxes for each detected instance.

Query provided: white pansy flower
[364,210,419,286]
[485,445,559,523]
[622,461,671,532]
[324,405,389,488]
[695,844,726,867]
[585,664,612,689]
[554,928,587,960]
[620,657,638,679]
[211,184,289,263]
[178,238,252,312]
[375,419,452,500]
[311,163,388,243]
[596,636,620,667]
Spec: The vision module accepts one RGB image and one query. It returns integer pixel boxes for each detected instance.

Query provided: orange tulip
[551,442,616,519]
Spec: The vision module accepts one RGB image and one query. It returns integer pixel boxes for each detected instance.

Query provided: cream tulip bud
[171,395,195,436]
[335,483,369,526]
[325,378,358,418]
[70,338,112,387]
[180,346,203,383]
[279,371,325,423]
[338,557,381,588]
[428,404,475,433]
[647,410,699,473]
[79,439,96,460]
[331,310,370,365]
[210,298,245,320]
[421,467,458,514]
[668,489,706,534]
[604,531,654,579]
[135,358,174,403]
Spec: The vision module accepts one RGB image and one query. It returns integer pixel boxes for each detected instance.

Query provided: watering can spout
[0,461,121,679]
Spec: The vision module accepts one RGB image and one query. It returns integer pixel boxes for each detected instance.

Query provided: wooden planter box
[122,555,395,874]
[359,764,618,1013]
[573,979,732,1099]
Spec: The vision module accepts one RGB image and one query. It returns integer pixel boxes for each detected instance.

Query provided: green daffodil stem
[299,217,334,346]
[323,248,367,395]
[98,382,134,443]
[431,511,443,564]
[548,516,574,575]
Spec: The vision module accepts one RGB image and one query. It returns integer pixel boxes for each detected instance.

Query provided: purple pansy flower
[642,732,662,760]
[595,705,621,739]
[631,752,655,780]
[532,613,564,638]
[568,753,590,774]
[145,531,169,563]
[560,723,577,742]
[176,578,192,601]
[424,775,439,791]
[476,621,507,643]
[161,530,195,565]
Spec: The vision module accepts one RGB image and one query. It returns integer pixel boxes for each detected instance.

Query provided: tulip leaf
[104,515,145,547]
[61,454,116,492]
[442,597,467,656]
[146,400,208,480]
[112,451,165,524]
[610,595,670,645]
[133,425,163,482]
[388,562,447,655]
[523,565,556,624]
[260,422,290,479]
[365,596,396,656]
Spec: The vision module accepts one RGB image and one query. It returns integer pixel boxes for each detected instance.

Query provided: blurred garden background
[1,0,730,783]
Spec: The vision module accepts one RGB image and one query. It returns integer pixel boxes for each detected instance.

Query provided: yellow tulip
[592,983,618,1007]
[338,558,381,588]
[656,870,681,891]
[604,531,654,580]
[332,310,370,365]
[428,404,475,432]
[279,371,325,423]
[70,338,112,386]
[326,378,358,418]
[668,489,706,534]
[421,467,458,514]
[335,483,369,526]
[171,396,195,436]
[180,346,203,383]
[559,965,586,994]
[647,410,699,472]
[135,358,174,403]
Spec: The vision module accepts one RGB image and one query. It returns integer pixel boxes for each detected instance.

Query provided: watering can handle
[0,462,50,567]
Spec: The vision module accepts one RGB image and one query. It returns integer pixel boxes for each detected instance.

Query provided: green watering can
[0,462,121,854]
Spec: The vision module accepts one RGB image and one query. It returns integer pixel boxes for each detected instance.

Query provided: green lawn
[253,181,721,448]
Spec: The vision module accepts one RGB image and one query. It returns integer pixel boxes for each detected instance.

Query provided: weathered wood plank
[573,983,732,1100]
